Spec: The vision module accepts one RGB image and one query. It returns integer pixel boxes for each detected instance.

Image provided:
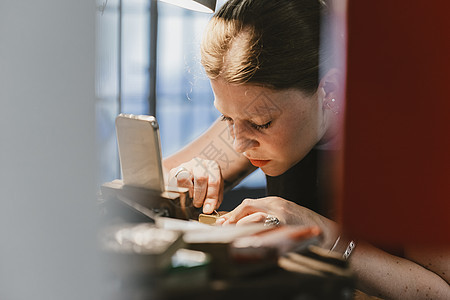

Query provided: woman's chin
[260,164,287,177]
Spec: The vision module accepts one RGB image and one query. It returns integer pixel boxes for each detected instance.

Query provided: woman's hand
[216,196,339,248]
[168,158,224,214]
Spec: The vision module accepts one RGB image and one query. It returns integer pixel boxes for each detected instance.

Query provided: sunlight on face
[211,79,327,176]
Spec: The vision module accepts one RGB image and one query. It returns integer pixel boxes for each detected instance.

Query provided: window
[96,0,265,196]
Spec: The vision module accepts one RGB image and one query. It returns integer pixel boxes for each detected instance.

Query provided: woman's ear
[319,68,342,115]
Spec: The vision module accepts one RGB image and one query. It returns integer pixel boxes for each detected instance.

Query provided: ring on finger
[174,167,190,178]
[264,214,280,227]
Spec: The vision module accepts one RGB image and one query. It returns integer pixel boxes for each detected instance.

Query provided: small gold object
[198,210,225,225]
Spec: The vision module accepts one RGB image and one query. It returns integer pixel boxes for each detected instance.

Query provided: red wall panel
[341,1,450,246]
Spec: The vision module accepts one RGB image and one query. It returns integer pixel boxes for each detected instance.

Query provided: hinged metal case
[115,114,164,192]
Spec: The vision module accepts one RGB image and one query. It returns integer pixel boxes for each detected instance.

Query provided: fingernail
[216,217,225,225]
[203,204,211,213]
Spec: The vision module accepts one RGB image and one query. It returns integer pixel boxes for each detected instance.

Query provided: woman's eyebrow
[244,107,280,120]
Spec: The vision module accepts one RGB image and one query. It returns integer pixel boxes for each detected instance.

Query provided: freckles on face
[211,79,322,176]
[258,104,317,176]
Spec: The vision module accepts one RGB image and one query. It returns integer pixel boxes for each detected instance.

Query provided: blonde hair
[201,19,260,84]
[201,0,329,95]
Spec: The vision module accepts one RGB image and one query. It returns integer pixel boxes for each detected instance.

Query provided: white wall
[0,1,102,299]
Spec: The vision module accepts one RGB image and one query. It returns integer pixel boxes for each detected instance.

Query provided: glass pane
[96,0,120,185]
[95,0,265,188]
[122,0,150,114]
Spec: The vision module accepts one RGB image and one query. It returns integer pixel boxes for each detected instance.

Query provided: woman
[163,0,450,298]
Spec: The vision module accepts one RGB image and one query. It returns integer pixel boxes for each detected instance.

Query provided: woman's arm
[351,242,450,299]
[218,196,450,299]
[163,118,256,212]
[404,245,450,285]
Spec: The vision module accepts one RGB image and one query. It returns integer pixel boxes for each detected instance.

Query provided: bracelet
[329,235,356,260]
[329,235,341,252]
[343,240,356,260]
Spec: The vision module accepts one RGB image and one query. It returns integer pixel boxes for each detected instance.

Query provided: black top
[265,148,337,219]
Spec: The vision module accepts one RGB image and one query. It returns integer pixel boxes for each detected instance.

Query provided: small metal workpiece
[198,210,225,225]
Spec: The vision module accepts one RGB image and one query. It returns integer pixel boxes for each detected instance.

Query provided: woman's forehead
[213,81,277,113]
[212,79,308,115]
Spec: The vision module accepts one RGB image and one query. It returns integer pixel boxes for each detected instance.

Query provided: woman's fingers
[235,212,267,226]
[169,166,194,197]
[218,210,268,226]
[216,197,288,226]
[202,160,222,213]
[169,158,224,213]
[215,212,230,225]
[219,198,262,225]
[193,163,208,208]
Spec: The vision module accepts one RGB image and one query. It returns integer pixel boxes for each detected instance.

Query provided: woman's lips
[249,159,271,167]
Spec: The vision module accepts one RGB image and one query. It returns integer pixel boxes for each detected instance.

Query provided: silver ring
[174,167,190,178]
[264,214,280,227]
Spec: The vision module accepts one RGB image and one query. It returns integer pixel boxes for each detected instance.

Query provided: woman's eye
[251,121,272,130]
[220,115,233,123]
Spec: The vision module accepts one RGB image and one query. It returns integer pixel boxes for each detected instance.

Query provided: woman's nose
[231,123,258,153]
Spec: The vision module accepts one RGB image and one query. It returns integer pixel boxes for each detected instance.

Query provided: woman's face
[212,79,328,176]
